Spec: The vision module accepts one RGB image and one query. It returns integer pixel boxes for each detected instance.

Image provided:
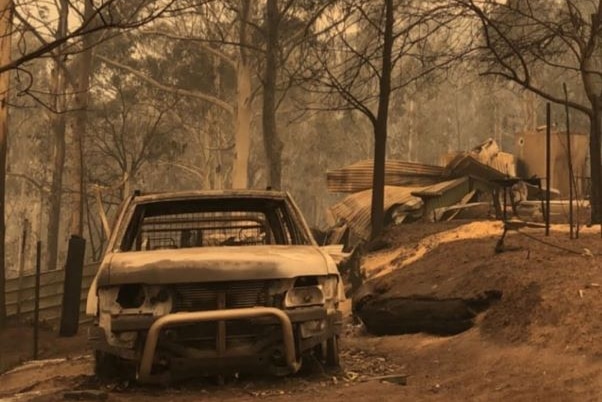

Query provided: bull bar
[137,307,301,383]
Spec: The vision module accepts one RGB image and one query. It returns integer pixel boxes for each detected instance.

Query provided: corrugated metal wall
[329,186,423,240]
[327,160,444,193]
[4,263,99,323]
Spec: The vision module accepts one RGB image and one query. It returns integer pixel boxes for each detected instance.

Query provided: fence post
[545,103,551,236]
[33,240,41,360]
[59,235,86,337]
[563,83,575,239]
[16,218,28,318]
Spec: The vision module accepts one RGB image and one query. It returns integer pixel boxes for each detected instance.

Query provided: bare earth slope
[362,221,602,354]
[348,220,602,400]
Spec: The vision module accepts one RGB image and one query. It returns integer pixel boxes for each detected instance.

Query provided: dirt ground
[0,320,89,373]
[3,220,602,401]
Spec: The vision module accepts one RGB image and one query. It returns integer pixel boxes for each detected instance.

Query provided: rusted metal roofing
[412,177,476,222]
[327,160,444,193]
[412,177,469,198]
[443,154,511,181]
[328,185,423,240]
[325,139,518,238]
[469,138,514,171]
[485,152,515,177]
[442,139,516,179]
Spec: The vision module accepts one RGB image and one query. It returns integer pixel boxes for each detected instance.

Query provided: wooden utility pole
[545,103,551,236]
[16,218,28,318]
[591,97,602,226]
[0,0,12,328]
[589,12,602,225]
[33,241,41,358]
[594,92,602,237]
[563,83,574,239]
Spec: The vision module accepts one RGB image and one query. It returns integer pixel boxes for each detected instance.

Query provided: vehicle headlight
[319,276,339,300]
[284,286,325,308]
[116,284,145,308]
[99,285,172,316]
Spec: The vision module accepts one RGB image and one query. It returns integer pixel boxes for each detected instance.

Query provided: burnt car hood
[97,245,337,286]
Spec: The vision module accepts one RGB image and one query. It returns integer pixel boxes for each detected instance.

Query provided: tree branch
[96,54,234,115]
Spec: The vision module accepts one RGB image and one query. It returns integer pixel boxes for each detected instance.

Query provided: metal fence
[5,263,99,323]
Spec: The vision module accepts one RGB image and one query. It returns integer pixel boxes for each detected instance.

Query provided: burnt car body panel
[86,190,344,383]
[96,245,338,286]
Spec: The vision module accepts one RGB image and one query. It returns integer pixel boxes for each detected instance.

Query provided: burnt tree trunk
[47,115,67,271]
[371,127,387,239]
[0,0,12,328]
[262,0,283,190]
[232,0,252,189]
[46,0,69,271]
[369,0,394,240]
[69,0,94,237]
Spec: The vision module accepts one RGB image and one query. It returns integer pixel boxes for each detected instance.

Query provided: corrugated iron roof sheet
[327,160,444,193]
[412,177,469,198]
[488,152,516,176]
[444,154,510,181]
[442,138,516,178]
[329,185,424,240]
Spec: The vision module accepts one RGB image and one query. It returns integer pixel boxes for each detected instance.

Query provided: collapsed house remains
[328,134,591,340]
[325,136,589,245]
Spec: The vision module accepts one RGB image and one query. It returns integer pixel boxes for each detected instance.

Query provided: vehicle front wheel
[94,350,134,382]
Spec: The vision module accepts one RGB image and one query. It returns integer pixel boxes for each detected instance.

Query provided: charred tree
[262,0,283,190]
[0,0,12,328]
[232,0,253,189]
[308,1,461,239]
[369,0,394,239]
[69,0,95,237]
[46,0,69,271]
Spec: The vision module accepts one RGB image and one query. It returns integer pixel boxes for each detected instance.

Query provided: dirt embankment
[341,220,602,401]
[357,220,602,354]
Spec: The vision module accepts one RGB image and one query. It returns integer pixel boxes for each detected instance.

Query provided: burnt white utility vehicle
[86,190,344,383]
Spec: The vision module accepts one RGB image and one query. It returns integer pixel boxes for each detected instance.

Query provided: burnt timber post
[33,241,41,359]
[59,235,86,337]
[563,83,574,239]
[545,103,551,236]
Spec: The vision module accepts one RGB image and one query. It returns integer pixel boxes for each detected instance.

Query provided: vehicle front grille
[171,281,270,312]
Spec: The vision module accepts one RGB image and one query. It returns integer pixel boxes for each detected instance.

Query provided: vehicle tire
[325,336,340,368]
[269,346,302,376]
[94,350,134,382]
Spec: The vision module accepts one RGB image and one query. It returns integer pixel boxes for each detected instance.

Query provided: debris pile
[324,137,590,248]
[340,348,405,384]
